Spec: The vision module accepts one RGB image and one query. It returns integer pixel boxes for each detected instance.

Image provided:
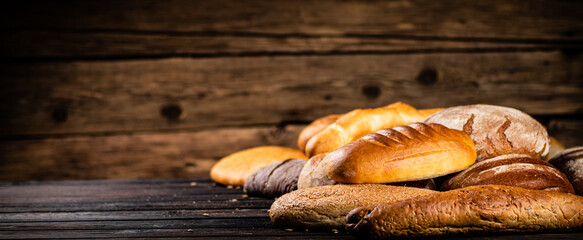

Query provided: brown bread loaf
[544,136,566,161]
[325,122,476,183]
[346,185,583,238]
[441,154,574,193]
[270,184,436,229]
[424,104,550,160]
[304,102,442,157]
[210,146,307,186]
[297,114,341,153]
[296,153,337,189]
[297,153,437,190]
[549,146,583,195]
[243,159,306,198]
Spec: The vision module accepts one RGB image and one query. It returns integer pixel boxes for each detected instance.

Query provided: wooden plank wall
[0,0,582,180]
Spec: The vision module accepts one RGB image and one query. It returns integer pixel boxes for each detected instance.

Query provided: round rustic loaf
[210,146,308,186]
[549,146,583,195]
[244,159,306,198]
[424,104,550,160]
[441,154,574,193]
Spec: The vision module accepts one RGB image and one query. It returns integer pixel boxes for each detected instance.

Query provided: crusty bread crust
[442,154,574,193]
[346,185,583,238]
[325,122,476,183]
[210,146,307,186]
[304,102,442,157]
[424,104,550,160]
[270,184,435,229]
[297,114,341,153]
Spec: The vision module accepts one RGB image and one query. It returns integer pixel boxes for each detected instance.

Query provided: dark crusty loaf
[244,159,306,198]
[324,122,476,183]
[346,185,583,238]
[270,184,435,229]
[424,104,550,160]
[549,146,583,195]
[441,154,575,193]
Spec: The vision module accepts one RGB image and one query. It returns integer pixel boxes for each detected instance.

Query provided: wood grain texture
[1,0,581,40]
[0,179,580,239]
[2,30,580,60]
[0,125,302,181]
[1,51,581,137]
[0,119,580,181]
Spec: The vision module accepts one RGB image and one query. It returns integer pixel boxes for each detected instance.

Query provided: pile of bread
[210,102,583,238]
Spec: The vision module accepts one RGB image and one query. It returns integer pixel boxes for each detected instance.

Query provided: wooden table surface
[1,178,582,239]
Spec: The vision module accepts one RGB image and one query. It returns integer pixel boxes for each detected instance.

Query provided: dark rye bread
[549,146,583,195]
[441,154,574,193]
[270,184,436,229]
[424,104,550,160]
[346,185,583,238]
[244,159,306,198]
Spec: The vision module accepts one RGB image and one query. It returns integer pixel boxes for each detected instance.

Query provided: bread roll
[441,154,574,193]
[304,102,442,157]
[549,146,583,195]
[210,146,307,186]
[297,154,337,189]
[346,185,583,238]
[424,104,550,160]
[297,114,341,153]
[270,184,435,229]
[325,122,476,183]
[244,159,306,198]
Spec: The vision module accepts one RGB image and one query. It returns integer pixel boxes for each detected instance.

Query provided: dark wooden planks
[2,30,581,60]
[1,0,581,41]
[0,178,355,239]
[1,51,581,138]
[0,178,582,239]
[0,125,302,181]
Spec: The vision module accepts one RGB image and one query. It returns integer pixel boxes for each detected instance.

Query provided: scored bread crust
[210,146,307,186]
[424,104,550,160]
[346,185,583,238]
[269,184,436,229]
[304,102,442,157]
[325,122,476,184]
[441,154,575,193]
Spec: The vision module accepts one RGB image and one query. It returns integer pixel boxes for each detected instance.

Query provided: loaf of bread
[304,102,442,157]
[424,104,550,160]
[297,153,438,190]
[549,146,583,195]
[297,154,337,189]
[297,114,341,153]
[210,146,308,186]
[270,184,436,229]
[346,185,583,238]
[244,159,306,198]
[544,136,566,161]
[441,154,574,193]
[324,122,476,183]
